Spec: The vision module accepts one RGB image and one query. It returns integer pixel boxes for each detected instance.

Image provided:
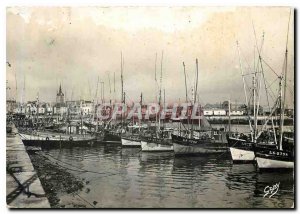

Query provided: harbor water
[39,142,294,208]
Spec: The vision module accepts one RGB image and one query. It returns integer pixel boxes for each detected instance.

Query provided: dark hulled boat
[254,132,294,171]
[227,132,277,163]
[172,129,228,156]
[19,131,96,149]
[103,130,122,143]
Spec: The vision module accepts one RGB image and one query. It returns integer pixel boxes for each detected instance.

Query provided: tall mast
[108,73,111,105]
[194,59,199,103]
[93,77,99,123]
[253,76,257,143]
[21,75,25,112]
[183,62,188,103]
[183,61,189,133]
[158,51,163,131]
[192,58,199,136]
[121,52,124,103]
[237,41,253,141]
[228,99,231,133]
[163,88,166,128]
[140,92,143,130]
[279,10,291,150]
[198,94,201,130]
[154,53,158,130]
[113,72,116,104]
[252,22,266,144]
[15,70,17,102]
[120,52,124,124]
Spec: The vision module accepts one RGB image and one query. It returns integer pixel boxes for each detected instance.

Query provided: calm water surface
[44,142,294,208]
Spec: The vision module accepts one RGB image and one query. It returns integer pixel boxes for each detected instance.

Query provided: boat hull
[173,142,228,156]
[121,137,141,147]
[254,146,294,171]
[19,133,96,149]
[256,157,294,170]
[103,131,121,143]
[227,136,276,163]
[141,141,173,152]
[229,147,255,163]
[172,134,228,156]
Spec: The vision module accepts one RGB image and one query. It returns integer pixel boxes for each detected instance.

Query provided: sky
[6,7,294,108]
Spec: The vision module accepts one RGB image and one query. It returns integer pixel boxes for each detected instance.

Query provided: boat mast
[198,94,201,130]
[108,73,111,105]
[252,23,266,144]
[140,92,143,131]
[114,72,116,104]
[183,61,189,134]
[253,76,257,143]
[101,81,104,104]
[158,51,163,133]
[94,77,100,131]
[21,75,25,113]
[228,99,231,133]
[192,59,199,137]
[163,88,165,128]
[194,59,199,104]
[15,69,17,103]
[279,10,291,150]
[236,41,253,141]
[154,53,158,131]
[120,52,124,125]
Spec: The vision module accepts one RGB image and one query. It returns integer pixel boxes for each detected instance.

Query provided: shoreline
[27,150,85,208]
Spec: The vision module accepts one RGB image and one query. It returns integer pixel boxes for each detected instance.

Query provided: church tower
[56,84,65,104]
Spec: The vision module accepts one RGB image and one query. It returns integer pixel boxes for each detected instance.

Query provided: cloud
[6,7,294,108]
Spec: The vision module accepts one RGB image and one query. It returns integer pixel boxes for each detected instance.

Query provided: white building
[213,109,226,116]
[80,100,94,116]
[230,110,244,116]
[203,109,226,116]
[203,110,213,116]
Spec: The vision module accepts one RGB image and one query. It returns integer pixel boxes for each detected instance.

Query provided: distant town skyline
[6,7,294,108]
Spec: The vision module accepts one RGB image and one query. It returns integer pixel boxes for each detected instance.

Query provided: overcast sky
[6,7,294,107]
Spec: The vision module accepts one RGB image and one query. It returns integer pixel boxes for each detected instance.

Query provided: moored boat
[254,131,294,171]
[172,131,228,156]
[227,132,277,163]
[141,137,173,152]
[19,131,96,149]
[121,135,141,147]
[103,129,122,143]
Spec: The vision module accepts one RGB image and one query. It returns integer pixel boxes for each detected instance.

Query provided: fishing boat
[254,12,294,170]
[121,125,145,147]
[141,129,174,152]
[171,59,228,155]
[103,52,127,144]
[19,131,96,149]
[172,128,228,156]
[103,128,122,143]
[141,52,174,152]
[254,133,294,170]
[232,13,294,168]
[227,130,277,163]
[141,139,173,152]
[121,93,146,147]
[228,31,283,163]
[121,136,141,147]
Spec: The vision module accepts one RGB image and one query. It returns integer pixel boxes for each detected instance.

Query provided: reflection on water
[44,144,294,208]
